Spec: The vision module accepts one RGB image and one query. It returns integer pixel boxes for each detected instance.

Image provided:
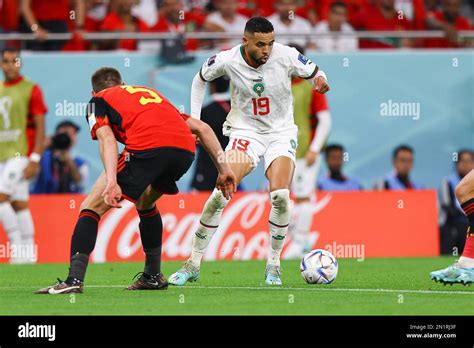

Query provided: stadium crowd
[0,0,472,51]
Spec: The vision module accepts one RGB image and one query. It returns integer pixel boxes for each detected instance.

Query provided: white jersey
[199,42,319,135]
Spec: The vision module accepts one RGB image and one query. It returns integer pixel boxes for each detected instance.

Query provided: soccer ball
[300,249,338,284]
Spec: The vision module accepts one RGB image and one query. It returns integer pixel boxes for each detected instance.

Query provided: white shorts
[0,157,30,202]
[224,128,298,172]
[291,157,321,198]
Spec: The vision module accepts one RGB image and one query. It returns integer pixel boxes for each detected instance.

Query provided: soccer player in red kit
[431,169,474,285]
[36,67,236,294]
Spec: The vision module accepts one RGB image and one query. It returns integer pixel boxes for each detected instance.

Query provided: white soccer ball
[300,249,338,284]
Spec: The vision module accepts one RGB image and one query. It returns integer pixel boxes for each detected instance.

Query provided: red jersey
[31,0,69,21]
[424,11,472,48]
[86,85,195,154]
[100,12,149,50]
[352,4,413,48]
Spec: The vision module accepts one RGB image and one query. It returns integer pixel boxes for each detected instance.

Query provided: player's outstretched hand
[102,180,122,208]
[315,76,330,94]
[216,169,237,200]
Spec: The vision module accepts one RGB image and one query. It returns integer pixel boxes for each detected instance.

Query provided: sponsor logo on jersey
[253,82,265,97]
[207,55,216,66]
[298,53,310,65]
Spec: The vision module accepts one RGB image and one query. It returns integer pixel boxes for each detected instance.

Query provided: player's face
[243,32,275,66]
[326,150,344,172]
[1,51,21,81]
[457,153,474,177]
[393,150,413,176]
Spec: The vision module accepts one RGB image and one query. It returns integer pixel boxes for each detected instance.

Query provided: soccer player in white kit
[169,17,330,286]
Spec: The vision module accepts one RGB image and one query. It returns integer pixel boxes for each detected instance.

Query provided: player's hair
[1,47,20,59]
[392,144,414,160]
[330,1,348,11]
[244,17,274,35]
[325,143,345,155]
[456,149,474,164]
[91,67,122,93]
[288,42,305,55]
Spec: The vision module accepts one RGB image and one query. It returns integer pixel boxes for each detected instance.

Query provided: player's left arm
[289,47,330,94]
[23,84,47,180]
[185,117,236,199]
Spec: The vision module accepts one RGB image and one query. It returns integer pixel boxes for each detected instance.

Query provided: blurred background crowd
[0,0,472,52]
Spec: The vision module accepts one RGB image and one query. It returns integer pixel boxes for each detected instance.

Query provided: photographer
[31,121,89,194]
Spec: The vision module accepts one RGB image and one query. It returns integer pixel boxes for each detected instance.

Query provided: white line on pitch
[1,285,473,295]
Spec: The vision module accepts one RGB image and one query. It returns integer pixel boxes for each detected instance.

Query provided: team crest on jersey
[253,82,265,97]
[298,53,310,65]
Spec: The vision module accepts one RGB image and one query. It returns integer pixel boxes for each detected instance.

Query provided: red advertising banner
[0,190,439,263]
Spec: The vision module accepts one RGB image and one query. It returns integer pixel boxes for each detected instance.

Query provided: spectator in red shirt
[20,0,85,51]
[100,0,149,50]
[0,0,19,49]
[152,0,207,51]
[352,0,413,48]
[317,0,370,24]
[63,0,110,51]
[424,0,472,48]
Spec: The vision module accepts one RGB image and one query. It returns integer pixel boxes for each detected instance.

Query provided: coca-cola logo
[92,192,332,263]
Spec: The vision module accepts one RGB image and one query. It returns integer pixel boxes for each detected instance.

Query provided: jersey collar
[240,45,259,69]
[3,75,24,87]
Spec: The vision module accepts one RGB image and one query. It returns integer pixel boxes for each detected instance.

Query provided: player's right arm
[190,51,227,119]
[185,117,236,199]
[86,97,121,207]
[96,125,122,208]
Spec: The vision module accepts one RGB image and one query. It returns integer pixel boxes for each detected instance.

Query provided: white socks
[0,202,21,246]
[268,189,291,267]
[291,201,313,257]
[458,256,474,268]
[189,188,230,267]
[16,209,36,263]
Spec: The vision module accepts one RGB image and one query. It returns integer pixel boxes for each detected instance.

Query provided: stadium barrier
[0,190,439,263]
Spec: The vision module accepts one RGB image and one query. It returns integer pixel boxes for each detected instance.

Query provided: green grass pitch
[1,257,473,315]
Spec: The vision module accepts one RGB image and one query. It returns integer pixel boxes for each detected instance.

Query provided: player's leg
[11,201,36,264]
[168,148,255,286]
[431,169,474,284]
[264,155,295,285]
[125,185,169,290]
[35,172,112,294]
[288,157,321,259]
[0,157,28,264]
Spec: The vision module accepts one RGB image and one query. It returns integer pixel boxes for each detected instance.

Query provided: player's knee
[135,199,155,211]
[80,199,107,217]
[270,188,291,213]
[11,201,28,212]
